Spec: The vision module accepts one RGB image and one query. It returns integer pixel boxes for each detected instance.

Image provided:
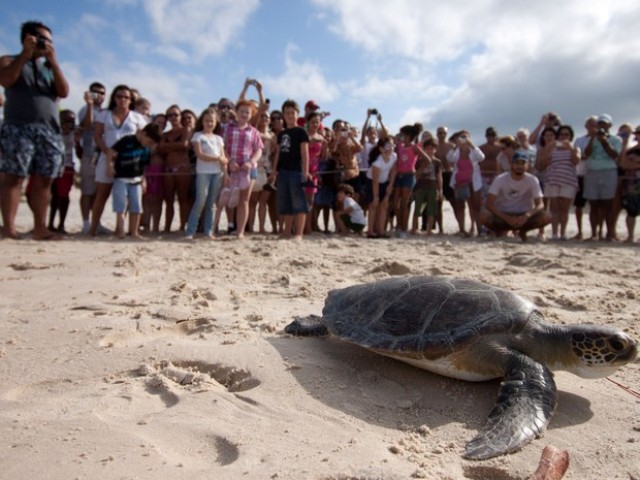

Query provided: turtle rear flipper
[285,315,328,336]
[463,353,557,460]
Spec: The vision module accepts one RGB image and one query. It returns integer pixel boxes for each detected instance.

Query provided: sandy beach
[1,192,639,480]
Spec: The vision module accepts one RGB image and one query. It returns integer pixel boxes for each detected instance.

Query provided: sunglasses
[116,94,130,99]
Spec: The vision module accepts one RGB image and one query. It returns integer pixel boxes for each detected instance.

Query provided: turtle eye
[609,338,626,352]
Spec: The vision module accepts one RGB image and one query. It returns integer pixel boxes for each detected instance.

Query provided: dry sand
[1,192,639,480]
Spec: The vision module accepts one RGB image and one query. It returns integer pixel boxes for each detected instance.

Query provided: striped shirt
[223,122,263,167]
[546,147,579,188]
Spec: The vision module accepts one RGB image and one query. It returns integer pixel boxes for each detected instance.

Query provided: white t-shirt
[367,153,397,183]
[488,172,543,213]
[343,196,366,225]
[96,109,148,149]
[191,132,224,174]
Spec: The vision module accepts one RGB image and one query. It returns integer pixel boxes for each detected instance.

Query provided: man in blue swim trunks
[0,20,69,239]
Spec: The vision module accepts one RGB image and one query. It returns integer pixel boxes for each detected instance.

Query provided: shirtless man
[435,126,455,233]
[330,119,362,201]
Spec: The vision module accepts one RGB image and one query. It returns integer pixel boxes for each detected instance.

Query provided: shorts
[544,183,577,199]
[276,170,310,215]
[229,169,252,191]
[54,166,75,199]
[413,187,438,217]
[95,153,113,184]
[80,153,97,195]
[339,213,365,233]
[314,186,335,208]
[364,178,390,203]
[144,164,164,196]
[442,171,454,202]
[485,210,547,232]
[573,176,587,208]
[394,172,416,189]
[584,169,617,201]
[344,175,362,194]
[0,123,64,178]
[112,178,142,214]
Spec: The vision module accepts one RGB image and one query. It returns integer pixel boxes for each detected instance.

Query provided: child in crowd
[47,110,79,234]
[185,108,227,239]
[270,99,311,240]
[106,123,162,239]
[412,138,442,235]
[335,183,366,234]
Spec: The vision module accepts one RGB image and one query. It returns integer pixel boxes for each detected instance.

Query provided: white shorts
[95,153,114,185]
[544,184,577,199]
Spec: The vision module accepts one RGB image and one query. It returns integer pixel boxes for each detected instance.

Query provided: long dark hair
[399,123,423,143]
[368,137,393,166]
[107,84,132,111]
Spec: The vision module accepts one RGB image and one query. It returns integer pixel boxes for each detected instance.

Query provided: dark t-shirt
[277,127,309,172]
[112,134,150,178]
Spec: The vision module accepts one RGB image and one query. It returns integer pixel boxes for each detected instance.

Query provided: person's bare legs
[0,173,23,239]
[235,187,252,239]
[89,182,112,236]
[29,174,56,239]
[293,212,306,240]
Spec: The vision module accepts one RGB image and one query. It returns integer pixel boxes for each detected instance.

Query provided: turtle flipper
[463,352,557,460]
[284,315,329,336]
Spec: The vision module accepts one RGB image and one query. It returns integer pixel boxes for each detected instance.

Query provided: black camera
[598,128,607,136]
[35,34,47,50]
[370,108,378,115]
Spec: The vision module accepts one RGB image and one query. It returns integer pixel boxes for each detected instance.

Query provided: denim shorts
[276,170,310,215]
[112,178,142,214]
[394,172,416,189]
[584,169,617,200]
[0,123,64,178]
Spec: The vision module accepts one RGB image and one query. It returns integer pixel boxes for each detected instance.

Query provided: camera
[35,33,47,50]
[598,128,607,136]
[370,108,378,115]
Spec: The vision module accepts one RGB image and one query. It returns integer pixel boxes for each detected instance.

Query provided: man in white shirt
[480,151,551,241]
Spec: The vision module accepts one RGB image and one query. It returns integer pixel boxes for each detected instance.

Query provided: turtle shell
[322,276,536,359]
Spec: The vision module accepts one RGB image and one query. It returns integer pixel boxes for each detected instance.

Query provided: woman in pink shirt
[447,130,485,236]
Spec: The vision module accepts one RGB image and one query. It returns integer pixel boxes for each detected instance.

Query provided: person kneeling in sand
[335,184,366,235]
[479,151,551,241]
[106,123,162,239]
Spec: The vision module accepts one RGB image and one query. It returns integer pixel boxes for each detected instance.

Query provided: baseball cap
[512,152,529,163]
[597,114,613,125]
[305,100,320,111]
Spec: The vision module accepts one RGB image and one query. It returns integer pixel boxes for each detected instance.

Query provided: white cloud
[262,44,340,106]
[311,0,640,135]
[142,0,260,60]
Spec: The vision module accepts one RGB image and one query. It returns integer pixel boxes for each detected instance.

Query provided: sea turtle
[284,276,637,460]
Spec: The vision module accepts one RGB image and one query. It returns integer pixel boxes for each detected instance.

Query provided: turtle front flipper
[284,315,329,336]
[463,352,557,460]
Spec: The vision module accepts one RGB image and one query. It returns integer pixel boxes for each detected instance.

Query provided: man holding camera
[0,20,69,239]
[583,114,622,241]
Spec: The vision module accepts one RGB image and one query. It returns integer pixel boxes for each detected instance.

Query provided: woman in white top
[89,85,148,236]
[365,137,397,238]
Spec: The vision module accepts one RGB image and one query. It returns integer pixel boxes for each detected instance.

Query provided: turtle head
[567,326,637,378]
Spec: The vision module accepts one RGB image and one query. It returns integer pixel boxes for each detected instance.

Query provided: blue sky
[2,0,640,141]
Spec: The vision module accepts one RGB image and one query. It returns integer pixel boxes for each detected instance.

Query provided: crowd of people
[2,20,640,243]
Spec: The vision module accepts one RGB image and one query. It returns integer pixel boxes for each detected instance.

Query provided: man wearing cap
[297,100,319,127]
[480,151,551,241]
[583,113,622,240]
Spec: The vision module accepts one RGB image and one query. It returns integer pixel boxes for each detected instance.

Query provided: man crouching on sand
[479,151,551,241]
